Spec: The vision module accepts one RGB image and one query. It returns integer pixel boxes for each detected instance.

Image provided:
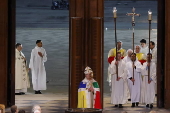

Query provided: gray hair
[126,49,133,54]
[135,45,141,49]
[32,105,41,113]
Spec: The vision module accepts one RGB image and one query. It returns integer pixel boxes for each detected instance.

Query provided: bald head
[32,105,41,113]
[135,45,140,53]
[127,49,133,57]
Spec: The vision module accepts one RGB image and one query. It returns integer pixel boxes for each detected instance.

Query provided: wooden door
[0,0,15,107]
[164,0,170,109]
[0,0,8,106]
[69,0,104,108]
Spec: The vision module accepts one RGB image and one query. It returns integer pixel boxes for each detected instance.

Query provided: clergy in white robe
[150,41,157,95]
[135,45,147,65]
[126,53,142,107]
[110,52,127,108]
[123,49,133,63]
[29,40,47,94]
[140,39,148,55]
[150,41,157,64]
[140,53,156,108]
[123,49,133,101]
[107,41,126,86]
[15,43,30,95]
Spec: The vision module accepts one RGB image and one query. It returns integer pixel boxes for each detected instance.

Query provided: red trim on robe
[108,57,124,64]
[94,91,102,109]
[139,60,146,65]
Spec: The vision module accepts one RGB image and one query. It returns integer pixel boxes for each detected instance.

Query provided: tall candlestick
[148,10,152,20]
[113,7,117,18]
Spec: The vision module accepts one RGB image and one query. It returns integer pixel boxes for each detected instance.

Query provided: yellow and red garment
[136,53,146,65]
[108,48,126,64]
[108,56,124,64]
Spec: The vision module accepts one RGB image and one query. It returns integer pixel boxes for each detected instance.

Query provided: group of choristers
[107,39,157,109]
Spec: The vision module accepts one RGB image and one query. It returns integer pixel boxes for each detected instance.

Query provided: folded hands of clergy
[147,62,150,67]
[88,87,94,92]
[116,77,122,81]
[148,80,152,84]
[131,78,135,82]
[38,52,43,58]
[115,61,118,65]
[132,64,136,69]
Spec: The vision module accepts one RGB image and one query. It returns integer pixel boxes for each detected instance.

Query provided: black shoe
[146,104,149,108]
[128,99,131,101]
[119,104,123,108]
[131,103,135,107]
[21,92,25,95]
[35,91,39,94]
[150,104,153,109]
[38,90,42,94]
[136,102,139,107]
[15,93,22,95]
[114,105,118,107]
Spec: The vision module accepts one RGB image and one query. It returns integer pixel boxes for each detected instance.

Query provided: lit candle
[148,10,152,20]
[113,7,117,18]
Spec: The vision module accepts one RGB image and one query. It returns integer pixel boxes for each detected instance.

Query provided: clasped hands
[38,52,43,57]
[131,78,135,82]
[116,77,122,81]
[88,87,94,92]
[148,80,152,84]
[115,61,118,65]
[132,64,136,68]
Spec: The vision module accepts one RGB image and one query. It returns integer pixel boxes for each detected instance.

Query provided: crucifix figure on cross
[126,7,140,27]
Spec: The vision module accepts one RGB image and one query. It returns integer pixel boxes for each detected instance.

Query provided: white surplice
[29,46,47,90]
[107,64,112,85]
[151,47,157,64]
[107,48,126,85]
[140,46,148,56]
[140,62,156,104]
[126,60,142,103]
[123,56,131,63]
[151,47,157,94]
[15,49,30,93]
[110,60,127,104]
[122,56,131,100]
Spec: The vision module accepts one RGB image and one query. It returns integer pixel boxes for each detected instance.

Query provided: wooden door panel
[90,17,103,108]
[164,0,170,108]
[69,17,84,108]
[0,0,8,106]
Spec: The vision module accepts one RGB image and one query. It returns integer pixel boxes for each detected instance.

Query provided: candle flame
[148,10,152,14]
[113,7,117,12]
